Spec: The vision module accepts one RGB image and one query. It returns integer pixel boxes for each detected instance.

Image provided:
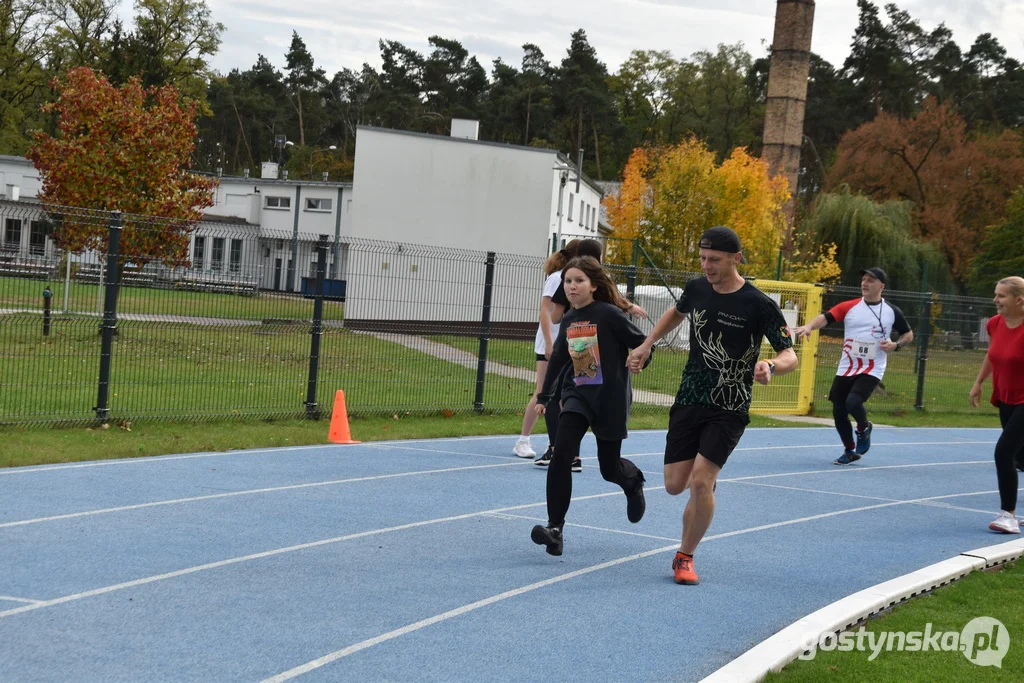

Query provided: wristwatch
[895,341,903,351]
[766,361,776,376]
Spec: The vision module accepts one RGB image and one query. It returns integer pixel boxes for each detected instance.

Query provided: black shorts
[664,404,750,469]
[535,353,547,362]
[828,374,881,404]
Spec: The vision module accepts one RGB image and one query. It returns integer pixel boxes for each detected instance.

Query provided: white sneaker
[512,438,536,459]
[988,511,1020,534]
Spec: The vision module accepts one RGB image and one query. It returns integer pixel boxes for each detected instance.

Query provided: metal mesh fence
[0,201,1000,426]
[815,286,997,415]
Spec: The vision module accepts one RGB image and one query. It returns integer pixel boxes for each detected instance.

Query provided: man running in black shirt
[628,226,798,585]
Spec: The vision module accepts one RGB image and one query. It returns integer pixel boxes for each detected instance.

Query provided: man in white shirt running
[792,268,915,464]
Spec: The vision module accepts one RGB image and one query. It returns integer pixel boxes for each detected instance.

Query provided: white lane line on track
[0,595,42,605]
[729,480,1017,516]
[0,460,993,531]
[0,439,995,480]
[483,512,681,543]
[0,461,534,529]
[635,460,990,480]
[0,436,526,477]
[1,482,1003,626]
[0,489,623,619]
[262,487,1005,681]
[362,444,523,460]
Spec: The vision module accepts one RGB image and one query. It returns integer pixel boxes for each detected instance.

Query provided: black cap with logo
[860,267,888,286]
[699,226,747,263]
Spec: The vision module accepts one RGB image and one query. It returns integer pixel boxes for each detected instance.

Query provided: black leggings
[995,403,1024,512]
[544,398,561,447]
[546,411,642,528]
[832,395,869,448]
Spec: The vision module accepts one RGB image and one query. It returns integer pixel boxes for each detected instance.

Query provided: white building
[345,123,609,325]
[351,123,608,254]
[0,154,353,294]
[203,173,353,292]
[2,122,613,318]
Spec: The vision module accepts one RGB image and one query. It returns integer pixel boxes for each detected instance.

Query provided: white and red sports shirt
[825,298,911,379]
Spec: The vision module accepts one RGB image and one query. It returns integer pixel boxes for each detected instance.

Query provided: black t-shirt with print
[538,300,650,440]
[674,277,793,414]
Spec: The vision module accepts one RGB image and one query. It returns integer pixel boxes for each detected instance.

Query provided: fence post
[42,287,52,336]
[914,294,933,410]
[305,235,329,419]
[474,251,496,413]
[95,212,122,423]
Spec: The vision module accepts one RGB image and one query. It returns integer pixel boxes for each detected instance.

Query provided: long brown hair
[543,238,583,276]
[563,256,632,312]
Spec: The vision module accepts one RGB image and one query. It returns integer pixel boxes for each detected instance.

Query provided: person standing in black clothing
[530,256,651,556]
[628,226,798,584]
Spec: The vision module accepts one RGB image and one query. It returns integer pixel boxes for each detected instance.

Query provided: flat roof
[202,173,352,189]
[357,125,604,197]
[0,154,33,166]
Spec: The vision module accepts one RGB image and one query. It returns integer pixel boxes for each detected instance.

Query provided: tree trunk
[591,113,603,180]
[232,100,253,167]
[524,91,532,145]
[297,90,306,146]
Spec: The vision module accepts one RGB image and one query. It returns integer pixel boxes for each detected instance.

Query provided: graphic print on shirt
[566,321,602,385]
[692,309,757,411]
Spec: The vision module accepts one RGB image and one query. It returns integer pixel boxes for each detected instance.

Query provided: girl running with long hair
[530,256,651,556]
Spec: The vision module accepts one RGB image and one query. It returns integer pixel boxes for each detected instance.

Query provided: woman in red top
[969,276,1024,534]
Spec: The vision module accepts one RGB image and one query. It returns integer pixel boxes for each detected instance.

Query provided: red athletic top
[986,315,1024,406]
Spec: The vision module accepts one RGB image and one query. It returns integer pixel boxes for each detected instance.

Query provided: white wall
[351,128,557,256]
[0,157,42,199]
[548,170,604,250]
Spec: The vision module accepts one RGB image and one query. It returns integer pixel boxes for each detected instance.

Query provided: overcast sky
[191,0,1024,78]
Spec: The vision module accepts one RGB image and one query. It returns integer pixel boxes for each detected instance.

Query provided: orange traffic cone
[327,390,361,444]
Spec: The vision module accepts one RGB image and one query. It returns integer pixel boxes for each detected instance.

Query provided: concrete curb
[700,537,1024,683]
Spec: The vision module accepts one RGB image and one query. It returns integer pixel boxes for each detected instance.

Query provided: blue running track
[0,427,1013,682]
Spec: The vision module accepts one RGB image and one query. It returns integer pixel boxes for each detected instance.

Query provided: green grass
[0,411,796,468]
[0,276,344,321]
[1,315,534,423]
[767,562,1024,682]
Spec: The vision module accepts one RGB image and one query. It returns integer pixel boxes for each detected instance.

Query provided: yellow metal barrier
[748,279,823,416]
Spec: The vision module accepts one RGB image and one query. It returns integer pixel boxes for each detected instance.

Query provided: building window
[211,237,225,271]
[29,221,47,255]
[265,196,291,209]
[567,193,574,221]
[229,239,243,273]
[305,197,332,212]
[193,236,205,269]
[580,200,585,227]
[3,218,22,252]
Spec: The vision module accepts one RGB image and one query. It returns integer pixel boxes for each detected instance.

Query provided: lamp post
[309,145,338,180]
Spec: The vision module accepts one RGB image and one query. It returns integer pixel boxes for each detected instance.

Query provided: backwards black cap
[699,226,747,263]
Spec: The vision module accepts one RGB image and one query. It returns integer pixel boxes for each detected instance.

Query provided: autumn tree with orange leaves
[827,98,1024,286]
[604,138,801,279]
[28,68,217,264]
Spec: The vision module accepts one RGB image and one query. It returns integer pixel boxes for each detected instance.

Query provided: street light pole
[309,145,337,180]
